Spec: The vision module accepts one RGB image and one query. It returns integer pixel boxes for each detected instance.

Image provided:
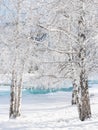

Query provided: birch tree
[9,0,42,118]
[9,0,32,118]
[71,0,98,121]
[38,0,98,121]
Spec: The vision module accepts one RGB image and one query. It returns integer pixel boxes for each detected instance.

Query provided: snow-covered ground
[0,85,98,130]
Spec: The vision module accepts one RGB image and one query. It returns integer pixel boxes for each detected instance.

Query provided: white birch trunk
[9,70,16,118]
[78,70,91,121]
[76,0,91,120]
[72,79,77,105]
[17,74,23,117]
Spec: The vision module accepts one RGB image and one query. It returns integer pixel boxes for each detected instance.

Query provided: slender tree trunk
[16,76,23,117]
[78,71,91,121]
[72,79,77,105]
[13,74,18,118]
[9,70,16,118]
